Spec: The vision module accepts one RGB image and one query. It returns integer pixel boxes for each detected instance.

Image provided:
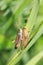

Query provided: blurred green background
[0,0,43,65]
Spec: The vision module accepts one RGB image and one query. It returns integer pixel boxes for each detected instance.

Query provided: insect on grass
[12,27,29,49]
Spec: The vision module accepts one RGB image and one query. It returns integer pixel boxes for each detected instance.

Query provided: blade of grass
[30,16,43,38]
[0,16,13,34]
[7,50,22,65]
[26,0,39,31]
[14,0,32,17]
[26,51,43,65]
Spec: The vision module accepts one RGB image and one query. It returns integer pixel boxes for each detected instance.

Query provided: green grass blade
[26,51,43,65]
[26,0,39,31]
[14,0,32,17]
[1,17,13,34]
[30,16,43,38]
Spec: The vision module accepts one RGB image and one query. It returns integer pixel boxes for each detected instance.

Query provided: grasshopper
[15,29,22,49]
[12,27,29,49]
[22,27,29,49]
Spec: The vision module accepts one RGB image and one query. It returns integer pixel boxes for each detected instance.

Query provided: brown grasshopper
[22,27,29,49]
[12,27,29,49]
[15,28,22,49]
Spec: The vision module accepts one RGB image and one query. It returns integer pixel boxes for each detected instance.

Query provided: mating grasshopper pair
[12,27,29,49]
